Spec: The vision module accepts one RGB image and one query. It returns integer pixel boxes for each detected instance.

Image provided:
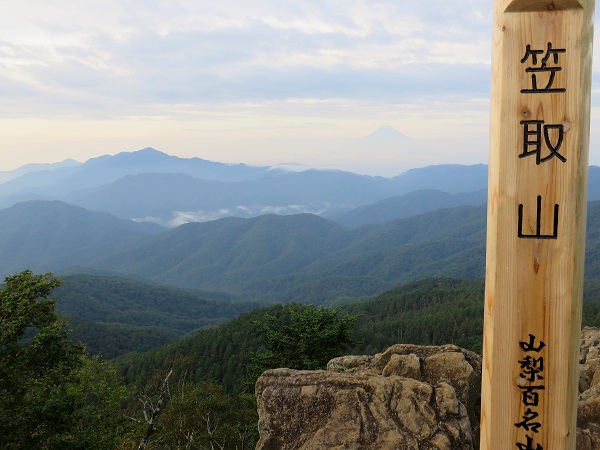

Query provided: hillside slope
[93,213,355,290]
[56,274,258,358]
[92,205,488,302]
[0,200,163,276]
[7,199,600,304]
[329,189,487,227]
[113,277,600,394]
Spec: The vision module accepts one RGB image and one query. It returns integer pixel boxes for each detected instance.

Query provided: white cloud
[1,0,599,173]
[0,1,493,109]
[139,203,332,227]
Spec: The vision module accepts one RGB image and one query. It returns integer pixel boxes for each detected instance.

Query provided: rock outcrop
[256,327,600,450]
[256,344,480,449]
[577,327,600,449]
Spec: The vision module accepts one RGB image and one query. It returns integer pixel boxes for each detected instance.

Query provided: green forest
[3,271,600,449]
[55,274,258,358]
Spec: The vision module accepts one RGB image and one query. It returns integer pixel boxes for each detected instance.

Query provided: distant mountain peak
[85,147,172,166]
[123,147,170,158]
[136,147,164,154]
[361,125,410,143]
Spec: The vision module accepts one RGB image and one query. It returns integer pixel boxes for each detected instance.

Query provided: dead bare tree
[136,368,173,450]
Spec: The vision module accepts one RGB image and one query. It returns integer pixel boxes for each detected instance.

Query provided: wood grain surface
[481,1,594,449]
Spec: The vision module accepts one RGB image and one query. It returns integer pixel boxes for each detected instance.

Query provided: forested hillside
[6,270,600,448]
[7,199,600,308]
[114,277,600,395]
[91,205,488,303]
[0,200,163,275]
[55,274,259,358]
[90,200,600,303]
[328,189,487,227]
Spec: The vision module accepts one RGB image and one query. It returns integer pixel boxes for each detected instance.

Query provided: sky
[1,0,599,176]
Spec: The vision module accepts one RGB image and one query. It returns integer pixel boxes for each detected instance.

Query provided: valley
[3,149,600,448]
[3,149,600,357]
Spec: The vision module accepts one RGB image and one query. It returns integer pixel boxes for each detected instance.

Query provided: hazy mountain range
[1,147,491,226]
[3,147,600,305]
[5,147,600,359]
[5,147,600,228]
[4,197,600,305]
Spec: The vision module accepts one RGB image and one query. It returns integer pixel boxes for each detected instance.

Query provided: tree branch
[136,368,173,450]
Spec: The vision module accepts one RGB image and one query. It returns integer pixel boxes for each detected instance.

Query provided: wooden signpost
[481,1,594,449]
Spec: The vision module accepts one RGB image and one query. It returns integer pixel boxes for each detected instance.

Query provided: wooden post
[481,1,594,449]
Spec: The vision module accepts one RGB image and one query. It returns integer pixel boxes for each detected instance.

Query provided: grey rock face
[257,344,480,450]
[256,331,600,449]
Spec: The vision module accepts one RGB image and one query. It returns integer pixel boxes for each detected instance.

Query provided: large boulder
[256,330,600,449]
[256,344,480,450]
[256,369,473,450]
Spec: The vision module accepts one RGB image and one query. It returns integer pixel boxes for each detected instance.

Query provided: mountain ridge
[328,189,488,227]
[0,199,486,300]
[0,200,164,276]
[0,147,492,223]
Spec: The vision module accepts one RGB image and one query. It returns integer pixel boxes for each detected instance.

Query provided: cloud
[167,209,234,227]
[1,1,493,115]
[2,0,600,172]
[135,203,332,227]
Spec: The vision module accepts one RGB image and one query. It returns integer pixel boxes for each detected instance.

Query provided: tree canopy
[0,271,85,448]
[250,304,360,374]
[0,271,137,449]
